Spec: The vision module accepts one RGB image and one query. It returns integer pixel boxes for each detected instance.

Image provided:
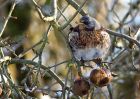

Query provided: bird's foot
[92,58,102,66]
[76,57,85,66]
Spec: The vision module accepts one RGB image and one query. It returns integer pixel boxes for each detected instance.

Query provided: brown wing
[69,24,105,48]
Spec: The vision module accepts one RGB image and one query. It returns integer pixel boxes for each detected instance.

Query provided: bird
[69,15,111,63]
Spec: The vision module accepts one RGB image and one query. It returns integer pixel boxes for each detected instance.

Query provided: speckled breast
[69,24,111,61]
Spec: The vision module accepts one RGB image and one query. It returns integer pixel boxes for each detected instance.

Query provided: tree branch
[60,0,88,30]
[106,29,140,49]
[10,58,70,90]
[0,1,16,37]
[65,0,87,16]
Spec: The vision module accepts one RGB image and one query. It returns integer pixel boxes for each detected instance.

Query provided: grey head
[80,15,101,30]
[80,15,90,25]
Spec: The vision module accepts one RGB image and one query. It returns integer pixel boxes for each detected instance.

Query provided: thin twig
[0,1,16,37]
[107,84,113,99]
[18,40,43,58]
[34,24,51,85]
[48,60,70,69]
[10,58,70,90]
[65,0,87,16]
[106,29,140,49]
[60,0,88,30]
[57,4,69,20]
[0,1,16,57]
[57,6,70,24]
[62,66,71,99]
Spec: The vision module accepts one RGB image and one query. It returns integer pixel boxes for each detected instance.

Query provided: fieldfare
[69,15,111,63]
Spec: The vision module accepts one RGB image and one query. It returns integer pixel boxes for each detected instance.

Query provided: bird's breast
[73,47,104,61]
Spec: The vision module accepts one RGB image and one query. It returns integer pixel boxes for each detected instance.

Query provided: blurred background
[0,0,140,99]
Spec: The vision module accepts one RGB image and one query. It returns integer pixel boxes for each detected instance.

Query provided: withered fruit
[90,68,112,87]
[72,78,90,96]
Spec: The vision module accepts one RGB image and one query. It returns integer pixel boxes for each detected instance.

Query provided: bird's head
[80,15,90,25]
[80,15,102,30]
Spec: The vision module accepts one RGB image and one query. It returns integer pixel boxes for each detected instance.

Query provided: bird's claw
[92,58,102,66]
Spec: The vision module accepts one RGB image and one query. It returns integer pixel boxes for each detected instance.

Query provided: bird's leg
[80,57,85,66]
[76,58,85,77]
[92,58,102,66]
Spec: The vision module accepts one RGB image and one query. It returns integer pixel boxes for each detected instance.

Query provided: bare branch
[106,29,140,49]
[60,0,88,30]
[0,1,16,37]
[66,0,87,16]
[10,58,70,90]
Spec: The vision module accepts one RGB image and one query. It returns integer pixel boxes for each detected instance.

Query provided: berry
[90,68,112,87]
[72,78,90,96]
